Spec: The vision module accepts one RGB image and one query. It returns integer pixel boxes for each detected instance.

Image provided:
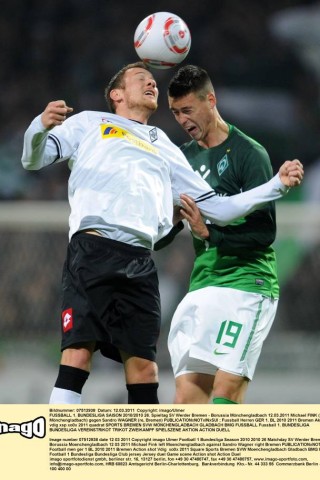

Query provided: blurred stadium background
[1,0,320,403]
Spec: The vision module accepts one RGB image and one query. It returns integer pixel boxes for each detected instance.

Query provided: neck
[198,114,229,149]
[115,106,152,125]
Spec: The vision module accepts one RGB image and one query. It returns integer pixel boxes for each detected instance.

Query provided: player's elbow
[21,160,40,170]
[21,153,43,170]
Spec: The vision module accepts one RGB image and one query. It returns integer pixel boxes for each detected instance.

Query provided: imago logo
[0,416,46,439]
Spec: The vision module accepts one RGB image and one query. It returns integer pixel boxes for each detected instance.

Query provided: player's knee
[124,356,158,384]
[138,360,158,383]
[213,375,248,403]
[61,344,94,372]
[174,389,189,404]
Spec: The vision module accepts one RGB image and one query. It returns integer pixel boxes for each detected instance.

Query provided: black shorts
[60,232,161,362]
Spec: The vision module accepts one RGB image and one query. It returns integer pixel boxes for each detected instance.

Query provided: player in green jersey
[166,65,303,404]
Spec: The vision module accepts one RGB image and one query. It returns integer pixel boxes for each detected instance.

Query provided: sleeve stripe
[48,133,62,162]
[194,190,217,203]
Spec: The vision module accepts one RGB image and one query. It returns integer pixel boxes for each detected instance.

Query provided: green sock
[213,397,238,404]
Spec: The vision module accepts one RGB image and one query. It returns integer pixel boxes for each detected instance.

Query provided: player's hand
[279,159,304,187]
[41,100,73,130]
[180,194,209,239]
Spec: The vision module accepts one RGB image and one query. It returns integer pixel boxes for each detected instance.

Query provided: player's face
[122,68,159,112]
[169,92,215,142]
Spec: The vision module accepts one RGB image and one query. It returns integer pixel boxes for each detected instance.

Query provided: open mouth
[186,125,197,135]
[144,90,155,97]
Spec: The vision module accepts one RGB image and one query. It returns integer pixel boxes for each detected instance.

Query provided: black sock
[126,383,159,404]
[54,365,89,394]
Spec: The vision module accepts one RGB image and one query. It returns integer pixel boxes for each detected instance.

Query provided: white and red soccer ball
[134,12,191,69]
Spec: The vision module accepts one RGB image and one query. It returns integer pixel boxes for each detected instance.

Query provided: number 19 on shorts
[216,320,243,349]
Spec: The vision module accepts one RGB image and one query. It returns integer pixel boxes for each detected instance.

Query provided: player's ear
[110,89,123,111]
[207,92,216,109]
[110,89,122,101]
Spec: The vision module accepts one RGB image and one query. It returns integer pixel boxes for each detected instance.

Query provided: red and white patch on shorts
[62,308,73,333]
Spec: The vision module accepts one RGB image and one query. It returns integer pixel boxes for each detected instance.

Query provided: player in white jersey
[21,62,303,404]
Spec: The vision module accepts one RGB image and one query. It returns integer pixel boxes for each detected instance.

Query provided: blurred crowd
[1,0,320,200]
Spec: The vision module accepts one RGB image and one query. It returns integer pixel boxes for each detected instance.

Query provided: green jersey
[181,124,279,298]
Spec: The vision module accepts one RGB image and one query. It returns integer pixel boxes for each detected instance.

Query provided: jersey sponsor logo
[194,164,211,180]
[62,308,73,333]
[100,123,159,154]
[217,154,229,176]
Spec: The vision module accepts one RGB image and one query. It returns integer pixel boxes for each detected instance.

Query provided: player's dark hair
[167,65,214,100]
[105,61,151,113]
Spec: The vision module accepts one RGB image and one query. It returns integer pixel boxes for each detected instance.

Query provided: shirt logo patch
[149,127,158,143]
[194,164,211,180]
[100,123,159,154]
[217,154,229,176]
[62,308,73,333]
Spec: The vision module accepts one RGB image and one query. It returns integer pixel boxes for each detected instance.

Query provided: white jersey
[21,111,289,249]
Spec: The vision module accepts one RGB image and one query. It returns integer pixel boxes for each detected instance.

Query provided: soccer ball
[134,12,191,69]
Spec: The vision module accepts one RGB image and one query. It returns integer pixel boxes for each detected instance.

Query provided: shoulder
[64,110,108,126]
[229,125,271,165]
[180,140,199,157]
[228,126,273,181]
[81,111,113,122]
[180,139,197,151]
[231,125,268,154]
